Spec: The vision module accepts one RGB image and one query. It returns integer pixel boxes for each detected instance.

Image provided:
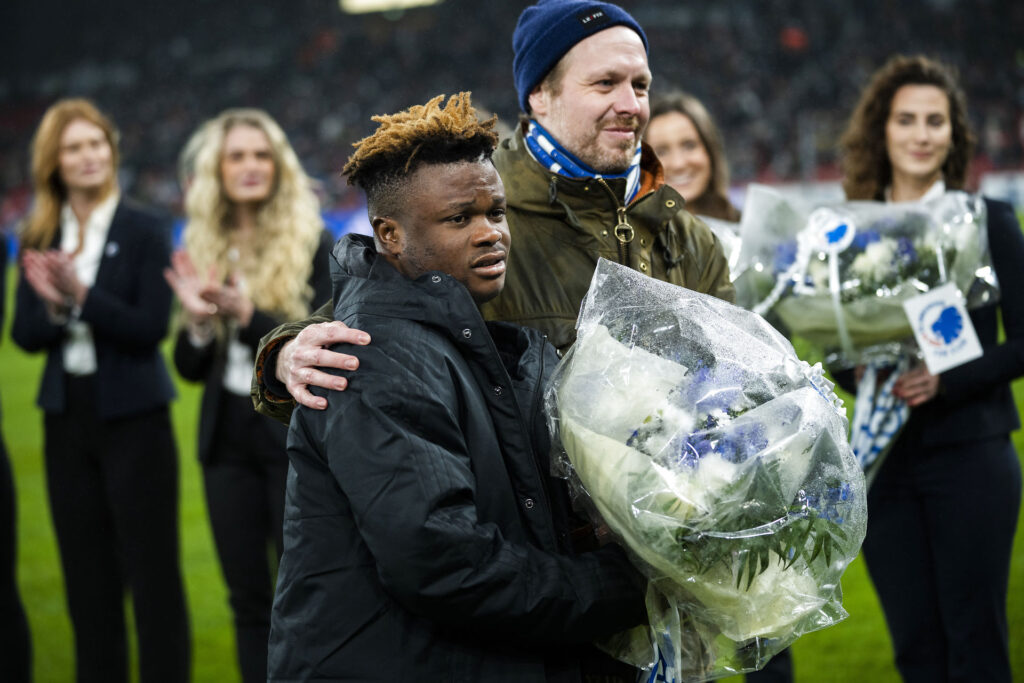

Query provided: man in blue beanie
[252,8,739,678]
[254,0,732,401]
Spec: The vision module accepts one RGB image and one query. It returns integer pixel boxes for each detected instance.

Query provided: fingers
[277,321,370,396]
[283,345,353,392]
[893,367,940,406]
[295,320,371,348]
[289,383,330,411]
[286,366,349,400]
[23,255,64,304]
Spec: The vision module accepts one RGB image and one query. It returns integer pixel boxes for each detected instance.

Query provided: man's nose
[472,219,504,245]
[613,84,642,116]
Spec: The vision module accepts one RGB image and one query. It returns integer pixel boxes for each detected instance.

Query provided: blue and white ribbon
[850,355,911,485]
[524,120,643,204]
[645,640,678,683]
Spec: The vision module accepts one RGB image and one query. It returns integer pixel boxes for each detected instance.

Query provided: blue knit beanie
[513,0,649,112]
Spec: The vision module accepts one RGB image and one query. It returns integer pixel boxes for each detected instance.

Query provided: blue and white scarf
[850,356,911,487]
[524,120,643,204]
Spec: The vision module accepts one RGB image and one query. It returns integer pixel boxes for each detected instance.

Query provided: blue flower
[818,482,853,524]
[773,242,798,274]
[852,230,881,250]
[896,236,916,264]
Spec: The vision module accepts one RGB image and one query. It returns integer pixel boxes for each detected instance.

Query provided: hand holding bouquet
[546,259,867,681]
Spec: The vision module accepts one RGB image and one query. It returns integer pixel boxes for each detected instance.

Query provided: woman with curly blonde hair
[838,55,1022,683]
[165,108,332,683]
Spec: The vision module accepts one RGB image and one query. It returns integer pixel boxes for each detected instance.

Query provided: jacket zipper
[596,178,634,265]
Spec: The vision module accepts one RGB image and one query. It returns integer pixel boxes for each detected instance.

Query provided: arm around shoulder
[251,300,333,421]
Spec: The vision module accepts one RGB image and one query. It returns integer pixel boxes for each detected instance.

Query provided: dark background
[1,0,1022,227]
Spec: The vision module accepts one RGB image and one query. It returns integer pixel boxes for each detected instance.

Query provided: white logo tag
[902,282,983,374]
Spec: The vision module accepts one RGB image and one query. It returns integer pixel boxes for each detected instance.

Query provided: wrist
[186,317,216,346]
[237,299,255,328]
[73,283,88,308]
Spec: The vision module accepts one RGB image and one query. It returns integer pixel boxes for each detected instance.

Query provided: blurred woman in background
[11,98,188,683]
[648,90,791,683]
[646,91,741,221]
[840,55,1022,682]
[165,108,331,683]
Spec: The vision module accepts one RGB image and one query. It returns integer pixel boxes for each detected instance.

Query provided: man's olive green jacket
[252,128,734,423]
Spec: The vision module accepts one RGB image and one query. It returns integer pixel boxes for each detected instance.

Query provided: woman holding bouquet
[12,98,189,682]
[165,108,332,683]
[839,55,1023,682]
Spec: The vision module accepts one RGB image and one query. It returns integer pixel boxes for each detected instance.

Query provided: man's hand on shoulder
[280,321,371,409]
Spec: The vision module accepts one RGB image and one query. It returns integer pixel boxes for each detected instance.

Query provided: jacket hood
[330,233,550,386]
[330,233,481,329]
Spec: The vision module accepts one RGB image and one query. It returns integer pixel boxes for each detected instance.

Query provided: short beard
[578,139,635,174]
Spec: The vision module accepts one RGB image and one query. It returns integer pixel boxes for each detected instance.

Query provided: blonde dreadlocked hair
[343,93,499,217]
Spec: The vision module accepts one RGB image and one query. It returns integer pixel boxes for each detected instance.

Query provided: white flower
[849,238,898,283]
[807,257,829,289]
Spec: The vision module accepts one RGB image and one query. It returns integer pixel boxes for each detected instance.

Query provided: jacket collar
[493,126,682,227]
[330,233,474,327]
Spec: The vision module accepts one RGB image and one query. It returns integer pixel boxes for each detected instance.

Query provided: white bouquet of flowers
[546,259,867,681]
[735,184,998,368]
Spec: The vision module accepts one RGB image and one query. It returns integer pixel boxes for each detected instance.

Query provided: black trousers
[44,375,190,683]
[202,392,288,683]
[862,432,1020,683]
[0,423,31,683]
[745,647,792,682]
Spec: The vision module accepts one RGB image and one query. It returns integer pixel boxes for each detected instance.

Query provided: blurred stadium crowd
[1,0,1022,231]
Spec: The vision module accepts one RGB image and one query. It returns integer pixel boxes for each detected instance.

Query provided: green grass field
[1,263,1021,682]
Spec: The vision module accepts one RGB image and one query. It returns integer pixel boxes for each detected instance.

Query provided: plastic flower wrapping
[734,184,999,368]
[545,259,867,681]
[700,216,743,282]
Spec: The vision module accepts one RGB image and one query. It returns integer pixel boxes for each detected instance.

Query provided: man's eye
[490,208,506,219]
[449,215,467,224]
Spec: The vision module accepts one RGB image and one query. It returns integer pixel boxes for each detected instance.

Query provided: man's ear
[372,215,403,258]
[528,84,548,118]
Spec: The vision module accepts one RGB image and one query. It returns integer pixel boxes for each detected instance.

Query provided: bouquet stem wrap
[546,259,867,681]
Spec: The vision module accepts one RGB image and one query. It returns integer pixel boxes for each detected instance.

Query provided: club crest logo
[807,208,855,253]
[917,300,964,349]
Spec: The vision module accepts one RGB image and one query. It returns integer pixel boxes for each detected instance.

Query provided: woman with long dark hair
[839,55,1022,682]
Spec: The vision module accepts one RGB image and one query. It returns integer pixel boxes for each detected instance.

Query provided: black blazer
[173,229,333,463]
[11,199,177,419]
[836,197,1024,447]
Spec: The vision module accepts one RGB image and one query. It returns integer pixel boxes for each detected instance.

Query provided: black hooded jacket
[268,234,645,682]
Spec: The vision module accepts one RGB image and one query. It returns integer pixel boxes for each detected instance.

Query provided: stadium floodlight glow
[339,0,443,13]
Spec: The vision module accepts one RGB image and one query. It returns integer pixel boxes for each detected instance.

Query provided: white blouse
[58,191,120,376]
